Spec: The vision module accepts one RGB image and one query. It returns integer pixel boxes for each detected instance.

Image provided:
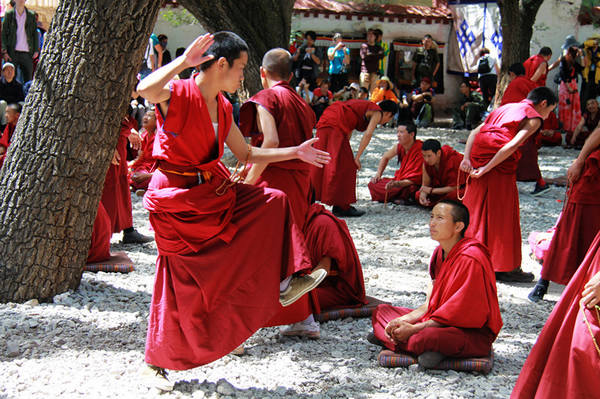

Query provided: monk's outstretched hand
[183,33,215,67]
[567,159,584,185]
[297,138,331,167]
[581,271,600,309]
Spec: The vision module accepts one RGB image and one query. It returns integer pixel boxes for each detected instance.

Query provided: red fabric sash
[394,140,423,183]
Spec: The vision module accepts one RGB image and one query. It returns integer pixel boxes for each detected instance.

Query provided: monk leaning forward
[370,200,502,368]
[311,99,398,217]
[136,32,330,391]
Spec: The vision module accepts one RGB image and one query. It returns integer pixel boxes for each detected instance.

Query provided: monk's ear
[260,67,267,79]
[454,221,465,235]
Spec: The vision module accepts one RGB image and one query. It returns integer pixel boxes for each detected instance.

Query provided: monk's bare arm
[530,63,546,83]
[244,105,280,185]
[461,123,483,171]
[371,144,398,182]
[355,111,382,169]
[582,271,600,308]
[431,185,458,196]
[570,118,586,145]
[226,123,329,167]
[419,164,432,205]
[137,34,215,107]
[568,127,600,183]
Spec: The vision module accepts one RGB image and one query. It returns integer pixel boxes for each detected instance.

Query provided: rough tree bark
[0,1,160,302]
[178,0,295,95]
[494,0,546,106]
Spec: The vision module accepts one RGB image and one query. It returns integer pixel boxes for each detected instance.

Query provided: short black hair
[7,103,22,114]
[305,31,317,41]
[199,31,249,72]
[422,139,441,153]
[175,47,185,57]
[479,47,490,56]
[262,48,292,80]
[423,34,433,40]
[399,122,417,137]
[438,199,470,236]
[320,79,330,86]
[508,62,525,76]
[539,46,552,56]
[158,34,168,41]
[378,99,399,115]
[374,28,383,37]
[527,86,558,106]
[359,87,369,95]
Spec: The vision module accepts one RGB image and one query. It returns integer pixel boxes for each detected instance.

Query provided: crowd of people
[0,9,597,396]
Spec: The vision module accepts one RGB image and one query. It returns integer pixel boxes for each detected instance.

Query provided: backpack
[478,56,492,74]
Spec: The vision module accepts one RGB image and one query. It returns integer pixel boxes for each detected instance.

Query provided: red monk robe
[415,145,464,206]
[87,203,111,263]
[101,116,136,233]
[0,122,16,168]
[129,127,156,190]
[239,80,315,229]
[541,148,600,285]
[143,77,312,370]
[512,231,600,399]
[311,99,382,208]
[372,238,502,357]
[464,100,542,272]
[539,111,562,146]
[523,54,548,87]
[501,76,538,106]
[239,80,317,327]
[368,140,424,203]
[304,203,367,311]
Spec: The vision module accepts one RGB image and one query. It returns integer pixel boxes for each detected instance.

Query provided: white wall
[153,8,207,59]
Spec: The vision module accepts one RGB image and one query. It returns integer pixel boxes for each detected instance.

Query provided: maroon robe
[129,127,156,190]
[368,140,424,203]
[311,99,382,207]
[415,145,465,206]
[101,116,136,233]
[500,76,538,106]
[0,123,16,168]
[541,148,600,284]
[87,203,111,263]
[539,112,562,147]
[512,231,600,399]
[239,80,316,229]
[464,100,542,272]
[372,238,502,357]
[523,54,548,87]
[143,76,312,370]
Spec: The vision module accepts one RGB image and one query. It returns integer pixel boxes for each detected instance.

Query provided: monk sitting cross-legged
[136,32,331,391]
[311,98,398,217]
[461,87,557,283]
[370,200,502,369]
[240,48,367,339]
[129,109,157,195]
[416,139,464,208]
[368,122,423,205]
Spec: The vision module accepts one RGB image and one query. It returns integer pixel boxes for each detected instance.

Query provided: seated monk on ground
[416,139,464,207]
[240,48,366,339]
[129,109,157,195]
[370,200,502,368]
[529,127,600,302]
[501,62,551,196]
[136,32,331,390]
[569,98,600,148]
[368,122,423,205]
[0,103,21,168]
[311,98,398,217]
[538,111,562,147]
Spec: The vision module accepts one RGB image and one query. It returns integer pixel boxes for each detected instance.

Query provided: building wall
[153,8,207,58]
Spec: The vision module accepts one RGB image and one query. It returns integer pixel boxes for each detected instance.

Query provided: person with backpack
[477,48,499,106]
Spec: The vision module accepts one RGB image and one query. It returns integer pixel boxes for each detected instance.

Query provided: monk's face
[5,109,19,125]
[430,203,462,242]
[422,149,441,166]
[534,100,557,120]
[142,112,156,131]
[586,99,599,113]
[380,112,393,125]
[397,126,414,145]
[220,51,248,93]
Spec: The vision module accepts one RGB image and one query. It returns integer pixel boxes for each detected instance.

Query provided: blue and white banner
[448,1,503,73]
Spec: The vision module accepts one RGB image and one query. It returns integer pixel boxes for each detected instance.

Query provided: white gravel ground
[0,126,579,398]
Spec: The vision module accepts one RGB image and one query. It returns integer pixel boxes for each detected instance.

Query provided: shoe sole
[279,269,327,307]
[280,330,320,339]
[531,188,551,197]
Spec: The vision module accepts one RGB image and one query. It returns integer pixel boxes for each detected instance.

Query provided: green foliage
[160,8,198,27]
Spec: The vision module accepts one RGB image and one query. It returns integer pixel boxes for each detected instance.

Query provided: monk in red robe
[529,127,600,301]
[100,112,152,244]
[129,110,157,194]
[512,230,600,398]
[240,48,366,339]
[368,122,423,205]
[0,103,21,168]
[370,200,502,368]
[501,62,552,195]
[416,139,464,207]
[311,99,398,217]
[461,87,557,282]
[87,203,111,263]
[136,32,330,391]
[523,46,559,87]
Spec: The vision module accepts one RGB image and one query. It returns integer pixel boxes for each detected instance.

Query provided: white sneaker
[140,364,174,392]
[280,320,320,339]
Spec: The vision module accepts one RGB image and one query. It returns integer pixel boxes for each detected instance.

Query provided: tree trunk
[0,1,160,303]
[178,0,295,96]
[494,0,545,106]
